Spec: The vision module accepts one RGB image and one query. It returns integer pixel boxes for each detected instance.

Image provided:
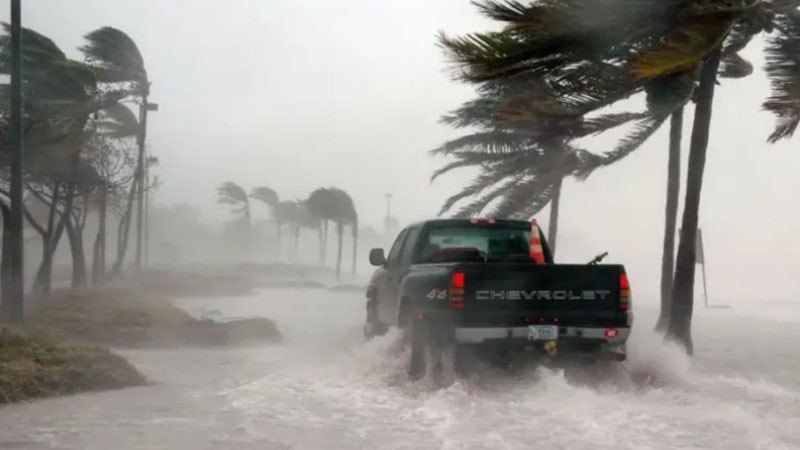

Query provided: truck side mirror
[369,248,386,266]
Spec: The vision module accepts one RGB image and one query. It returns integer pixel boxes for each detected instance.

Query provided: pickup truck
[365,219,632,378]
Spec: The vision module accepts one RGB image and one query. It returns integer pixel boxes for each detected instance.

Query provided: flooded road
[2,288,799,449]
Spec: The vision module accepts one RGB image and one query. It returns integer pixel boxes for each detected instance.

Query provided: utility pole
[143,163,150,266]
[697,228,709,308]
[385,194,392,219]
[2,0,25,323]
[134,100,157,269]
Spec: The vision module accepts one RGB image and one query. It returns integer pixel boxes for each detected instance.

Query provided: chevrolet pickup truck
[365,219,632,378]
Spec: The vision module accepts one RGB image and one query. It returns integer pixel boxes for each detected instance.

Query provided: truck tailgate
[457,263,627,327]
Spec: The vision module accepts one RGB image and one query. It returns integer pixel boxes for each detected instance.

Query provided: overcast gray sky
[5,1,800,302]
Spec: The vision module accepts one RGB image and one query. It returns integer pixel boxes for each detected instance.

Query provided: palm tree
[655,109,684,332]
[217,182,251,235]
[432,79,647,255]
[81,27,151,268]
[272,200,299,261]
[437,0,800,352]
[305,187,358,277]
[306,188,337,265]
[629,2,800,351]
[330,189,358,278]
[273,200,321,263]
[250,186,280,259]
[0,25,124,295]
[95,103,140,276]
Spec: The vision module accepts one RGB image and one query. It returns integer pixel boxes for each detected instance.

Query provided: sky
[3,1,800,303]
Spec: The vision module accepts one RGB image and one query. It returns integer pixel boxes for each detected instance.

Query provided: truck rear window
[418,225,532,263]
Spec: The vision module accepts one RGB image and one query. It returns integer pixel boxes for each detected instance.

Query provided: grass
[27,288,281,348]
[0,328,146,404]
[0,277,282,404]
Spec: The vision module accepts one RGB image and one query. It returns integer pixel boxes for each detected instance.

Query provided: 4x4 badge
[425,289,448,300]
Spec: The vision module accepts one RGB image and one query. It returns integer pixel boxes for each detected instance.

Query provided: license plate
[527,325,559,341]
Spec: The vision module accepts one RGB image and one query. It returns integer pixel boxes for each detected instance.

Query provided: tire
[364,299,387,339]
[408,317,427,380]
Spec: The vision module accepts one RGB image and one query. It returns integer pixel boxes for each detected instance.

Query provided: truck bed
[450,262,628,329]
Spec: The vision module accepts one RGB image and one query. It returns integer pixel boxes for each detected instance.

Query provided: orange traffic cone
[530,219,545,264]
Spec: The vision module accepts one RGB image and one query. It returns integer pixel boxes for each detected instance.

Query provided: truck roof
[406,218,532,228]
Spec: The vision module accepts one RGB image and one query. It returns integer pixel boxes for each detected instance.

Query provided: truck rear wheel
[364,300,387,339]
[408,318,427,379]
[408,318,457,385]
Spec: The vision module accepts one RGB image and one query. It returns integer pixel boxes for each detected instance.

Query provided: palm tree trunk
[113,176,138,274]
[336,222,343,279]
[134,98,148,269]
[32,246,52,297]
[317,225,323,265]
[0,200,15,311]
[92,182,107,285]
[547,177,563,256]
[351,226,358,276]
[276,221,282,262]
[32,183,75,297]
[321,220,329,265]
[655,109,684,332]
[66,218,87,289]
[667,48,722,354]
[293,226,300,264]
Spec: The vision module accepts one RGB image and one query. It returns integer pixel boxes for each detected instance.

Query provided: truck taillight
[449,271,465,310]
[469,218,496,225]
[619,273,631,311]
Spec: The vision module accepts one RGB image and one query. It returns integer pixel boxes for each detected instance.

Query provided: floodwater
[1,288,799,449]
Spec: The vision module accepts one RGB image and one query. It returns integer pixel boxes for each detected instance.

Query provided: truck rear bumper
[454,326,630,345]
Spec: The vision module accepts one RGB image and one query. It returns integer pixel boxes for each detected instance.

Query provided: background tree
[93,103,139,274]
[63,162,102,288]
[250,186,280,259]
[271,200,321,263]
[0,25,124,296]
[305,187,358,277]
[84,134,135,284]
[272,200,297,262]
[306,188,337,265]
[81,26,151,269]
[217,182,251,243]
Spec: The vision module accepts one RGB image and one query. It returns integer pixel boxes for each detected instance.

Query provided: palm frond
[450,176,522,218]
[216,182,248,204]
[487,174,556,219]
[581,114,669,176]
[438,160,522,216]
[81,27,148,94]
[97,103,139,138]
[572,111,649,138]
[471,0,529,23]
[763,9,800,142]
[250,186,279,207]
[629,11,737,80]
[430,130,530,156]
[437,30,569,83]
[719,52,754,78]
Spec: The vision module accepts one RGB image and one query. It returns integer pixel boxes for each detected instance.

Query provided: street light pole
[134,100,157,270]
[2,0,25,323]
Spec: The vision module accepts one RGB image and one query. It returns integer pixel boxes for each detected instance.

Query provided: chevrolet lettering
[475,290,613,301]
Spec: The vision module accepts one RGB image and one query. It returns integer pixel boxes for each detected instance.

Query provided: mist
[2,1,800,449]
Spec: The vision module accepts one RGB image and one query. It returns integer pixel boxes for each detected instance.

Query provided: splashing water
[1,287,799,449]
